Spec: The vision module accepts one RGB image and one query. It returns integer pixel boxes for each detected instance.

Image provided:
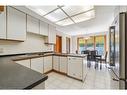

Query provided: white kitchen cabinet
[27,15,39,34]
[53,56,60,71]
[7,6,26,41]
[43,56,52,73]
[83,57,88,78]
[15,59,30,68]
[48,25,56,44]
[31,57,44,74]
[68,57,83,80]
[0,6,6,39]
[40,21,48,36]
[59,56,67,73]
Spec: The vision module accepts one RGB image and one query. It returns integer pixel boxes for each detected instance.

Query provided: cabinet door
[43,56,52,73]
[83,57,88,78]
[53,56,59,71]
[68,57,83,80]
[40,21,48,36]
[60,56,67,73]
[0,6,6,39]
[31,57,44,74]
[15,59,30,68]
[27,15,39,34]
[48,25,56,44]
[7,7,26,41]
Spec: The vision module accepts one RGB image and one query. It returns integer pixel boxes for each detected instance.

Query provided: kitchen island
[13,52,88,81]
[0,52,87,89]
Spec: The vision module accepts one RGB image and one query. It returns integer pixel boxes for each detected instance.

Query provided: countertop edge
[24,75,48,89]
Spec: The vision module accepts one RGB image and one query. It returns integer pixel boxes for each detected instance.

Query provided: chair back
[105,51,108,61]
[90,50,98,61]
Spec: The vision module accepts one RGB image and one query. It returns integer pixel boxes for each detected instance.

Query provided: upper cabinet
[27,15,39,34]
[0,6,6,39]
[40,21,48,36]
[7,7,26,41]
[48,24,56,44]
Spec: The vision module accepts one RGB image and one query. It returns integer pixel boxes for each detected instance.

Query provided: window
[78,38,86,52]
[78,35,106,55]
[95,36,105,55]
[86,36,94,50]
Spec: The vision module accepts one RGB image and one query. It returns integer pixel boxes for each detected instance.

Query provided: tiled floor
[44,64,119,89]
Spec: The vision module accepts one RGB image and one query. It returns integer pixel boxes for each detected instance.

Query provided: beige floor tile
[43,64,119,89]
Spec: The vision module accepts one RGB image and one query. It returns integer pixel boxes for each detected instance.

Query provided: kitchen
[0,5,127,89]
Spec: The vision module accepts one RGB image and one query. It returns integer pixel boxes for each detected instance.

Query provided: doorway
[55,35,62,53]
[66,37,70,53]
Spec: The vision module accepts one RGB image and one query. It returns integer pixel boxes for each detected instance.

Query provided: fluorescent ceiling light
[26,6,95,26]
[44,9,67,22]
[62,6,94,16]
[56,18,74,26]
[26,6,57,16]
[72,10,95,23]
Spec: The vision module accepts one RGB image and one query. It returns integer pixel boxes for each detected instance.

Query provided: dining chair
[98,51,108,69]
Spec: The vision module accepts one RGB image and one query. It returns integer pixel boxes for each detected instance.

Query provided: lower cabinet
[59,56,67,74]
[43,56,52,73]
[31,57,44,74]
[15,59,30,68]
[53,56,59,71]
[68,57,83,80]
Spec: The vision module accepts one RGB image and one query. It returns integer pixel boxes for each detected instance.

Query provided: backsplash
[0,33,53,55]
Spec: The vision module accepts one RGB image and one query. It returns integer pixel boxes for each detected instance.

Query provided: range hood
[44,42,55,45]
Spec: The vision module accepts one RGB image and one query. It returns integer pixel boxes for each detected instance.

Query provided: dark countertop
[12,53,87,61]
[0,56,48,89]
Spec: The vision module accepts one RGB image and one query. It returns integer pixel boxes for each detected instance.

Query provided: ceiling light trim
[55,8,94,23]
[57,5,75,24]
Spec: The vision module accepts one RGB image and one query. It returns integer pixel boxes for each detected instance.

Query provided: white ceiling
[56,6,115,36]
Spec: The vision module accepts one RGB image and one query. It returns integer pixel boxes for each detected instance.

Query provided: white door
[0,6,6,39]
[15,59,30,68]
[7,6,26,41]
[31,57,44,74]
[53,56,59,71]
[40,21,48,36]
[43,56,52,73]
[27,15,39,34]
[60,56,67,73]
[68,57,83,80]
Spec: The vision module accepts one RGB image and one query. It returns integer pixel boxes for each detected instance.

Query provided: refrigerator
[109,12,127,89]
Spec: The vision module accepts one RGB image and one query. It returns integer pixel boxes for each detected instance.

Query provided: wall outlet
[0,48,4,53]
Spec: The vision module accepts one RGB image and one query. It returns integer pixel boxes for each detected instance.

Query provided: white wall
[0,33,51,55]
[70,36,77,53]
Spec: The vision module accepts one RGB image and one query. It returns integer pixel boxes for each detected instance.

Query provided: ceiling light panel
[26,6,57,16]
[44,9,68,22]
[72,10,95,23]
[56,18,74,26]
[62,6,94,16]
